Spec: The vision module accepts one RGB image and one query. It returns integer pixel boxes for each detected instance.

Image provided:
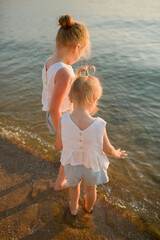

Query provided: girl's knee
[84,183,96,192]
[88,185,96,191]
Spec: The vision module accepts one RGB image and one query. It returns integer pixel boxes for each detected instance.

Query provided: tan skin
[46,44,84,191]
[54,100,127,215]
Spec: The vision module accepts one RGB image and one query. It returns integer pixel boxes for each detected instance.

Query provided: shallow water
[0,0,160,236]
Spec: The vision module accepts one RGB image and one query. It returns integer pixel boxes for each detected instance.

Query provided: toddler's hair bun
[58,15,74,29]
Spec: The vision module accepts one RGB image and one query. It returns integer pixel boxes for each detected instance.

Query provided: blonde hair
[69,66,103,114]
[56,15,90,58]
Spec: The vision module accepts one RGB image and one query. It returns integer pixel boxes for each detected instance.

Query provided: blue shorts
[64,164,109,187]
[46,112,56,135]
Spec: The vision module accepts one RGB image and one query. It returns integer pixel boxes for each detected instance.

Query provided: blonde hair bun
[58,15,74,29]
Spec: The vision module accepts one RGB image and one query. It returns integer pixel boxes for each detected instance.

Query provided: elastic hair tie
[87,65,96,76]
[76,65,96,77]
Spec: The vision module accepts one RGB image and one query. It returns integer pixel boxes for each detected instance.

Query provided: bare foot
[53,179,68,192]
[84,195,93,213]
[69,201,79,216]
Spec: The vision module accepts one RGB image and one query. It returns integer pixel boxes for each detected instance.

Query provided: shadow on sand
[0,138,157,240]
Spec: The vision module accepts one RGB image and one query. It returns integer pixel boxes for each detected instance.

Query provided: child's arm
[103,128,127,159]
[54,118,63,151]
[49,68,72,132]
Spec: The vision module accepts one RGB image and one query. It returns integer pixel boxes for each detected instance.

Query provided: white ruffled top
[60,114,109,172]
[41,60,75,112]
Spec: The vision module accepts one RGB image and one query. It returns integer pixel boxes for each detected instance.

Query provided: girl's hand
[103,128,127,159]
[115,149,127,159]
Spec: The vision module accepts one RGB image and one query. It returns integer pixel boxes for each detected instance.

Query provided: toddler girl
[41,15,90,191]
[54,66,127,215]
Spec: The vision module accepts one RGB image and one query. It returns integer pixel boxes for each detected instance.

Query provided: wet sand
[0,138,158,240]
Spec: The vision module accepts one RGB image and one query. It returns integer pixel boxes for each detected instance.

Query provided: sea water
[0,0,160,233]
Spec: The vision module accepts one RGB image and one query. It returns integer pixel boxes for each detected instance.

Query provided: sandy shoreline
[0,137,157,240]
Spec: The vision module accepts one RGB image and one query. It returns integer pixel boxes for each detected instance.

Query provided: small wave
[0,122,57,161]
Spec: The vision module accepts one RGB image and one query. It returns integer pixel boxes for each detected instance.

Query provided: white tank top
[60,114,109,172]
[41,60,75,112]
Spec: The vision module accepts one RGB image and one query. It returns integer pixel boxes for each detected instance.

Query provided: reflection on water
[0,0,160,236]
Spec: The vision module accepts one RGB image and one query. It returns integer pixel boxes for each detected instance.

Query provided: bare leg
[69,182,81,216]
[54,164,68,191]
[83,183,97,212]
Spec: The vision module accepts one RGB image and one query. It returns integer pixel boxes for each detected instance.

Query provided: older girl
[42,15,90,191]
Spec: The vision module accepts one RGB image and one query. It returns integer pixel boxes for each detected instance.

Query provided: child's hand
[115,149,127,159]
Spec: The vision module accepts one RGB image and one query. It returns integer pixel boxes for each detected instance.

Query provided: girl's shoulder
[61,113,71,127]
[61,113,70,121]
[44,57,74,73]
[45,57,54,71]
[96,117,107,126]
[44,59,75,80]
